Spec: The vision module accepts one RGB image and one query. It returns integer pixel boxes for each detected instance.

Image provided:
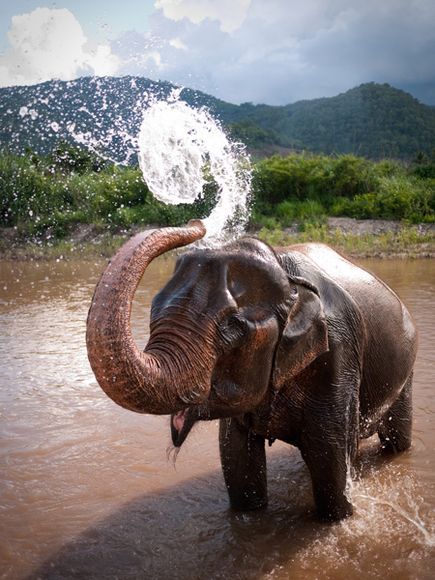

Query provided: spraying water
[70,86,252,244]
[11,79,252,244]
[137,91,251,244]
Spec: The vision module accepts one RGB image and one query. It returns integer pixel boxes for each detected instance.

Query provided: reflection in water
[0,256,434,579]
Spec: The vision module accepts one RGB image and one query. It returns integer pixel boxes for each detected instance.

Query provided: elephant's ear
[273,277,329,389]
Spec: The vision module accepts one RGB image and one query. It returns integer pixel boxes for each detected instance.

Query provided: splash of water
[14,79,252,244]
[137,92,251,245]
[343,461,435,547]
[354,492,435,546]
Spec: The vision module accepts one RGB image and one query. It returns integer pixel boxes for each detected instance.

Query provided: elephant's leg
[300,389,358,522]
[378,372,413,453]
[219,418,268,510]
[300,437,354,521]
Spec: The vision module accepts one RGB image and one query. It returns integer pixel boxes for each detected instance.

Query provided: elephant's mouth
[170,407,198,447]
[170,380,250,447]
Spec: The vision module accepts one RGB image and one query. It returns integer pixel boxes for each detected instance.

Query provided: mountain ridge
[1,77,434,161]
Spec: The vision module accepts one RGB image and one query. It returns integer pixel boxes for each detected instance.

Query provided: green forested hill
[222,83,435,159]
[278,83,435,159]
[0,77,434,161]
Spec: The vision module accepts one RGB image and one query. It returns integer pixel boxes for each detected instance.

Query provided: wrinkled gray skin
[88,230,417,521]
[164,240,417,521]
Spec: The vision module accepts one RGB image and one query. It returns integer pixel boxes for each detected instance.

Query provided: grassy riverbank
[1,219,434,260]
[1,147,434,259]
[258,221,435,259]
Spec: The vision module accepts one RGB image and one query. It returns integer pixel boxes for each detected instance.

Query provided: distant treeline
[1,144,434,241]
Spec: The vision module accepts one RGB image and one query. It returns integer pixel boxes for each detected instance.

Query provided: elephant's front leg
[219,418,268,510]
[300,439,353,521]
[300,398,358,522]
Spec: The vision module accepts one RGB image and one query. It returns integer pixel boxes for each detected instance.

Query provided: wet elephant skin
[87,229,417,522]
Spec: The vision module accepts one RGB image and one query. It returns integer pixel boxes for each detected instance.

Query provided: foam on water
[137,91,251,245]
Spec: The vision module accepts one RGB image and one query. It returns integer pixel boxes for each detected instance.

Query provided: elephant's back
[284,243,402,310]
[283,243,417,418]
[284,242,417,349]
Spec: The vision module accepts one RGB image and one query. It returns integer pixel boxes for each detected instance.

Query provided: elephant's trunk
[86,220,212,415]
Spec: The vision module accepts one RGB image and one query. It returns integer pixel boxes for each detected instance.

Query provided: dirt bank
[326,217,435,236]
[0,218,434,260]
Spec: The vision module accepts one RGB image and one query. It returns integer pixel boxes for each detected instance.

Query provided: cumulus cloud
[169,37,188,51]
[132,0,435,105]
[155,0,252,33]
[2,1,434,104]
[0,7,119,87]
[110,30,167,79]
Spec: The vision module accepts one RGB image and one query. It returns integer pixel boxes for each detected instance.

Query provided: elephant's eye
[227,313,247,333]
[225,313,249,338]
[220,313,248,350]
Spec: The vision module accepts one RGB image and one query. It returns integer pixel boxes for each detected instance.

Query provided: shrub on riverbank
[252,153,434,227]
[0,148,434,243]
[0,149,211,237]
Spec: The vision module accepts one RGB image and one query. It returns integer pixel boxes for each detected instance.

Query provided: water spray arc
[137,94,252,245]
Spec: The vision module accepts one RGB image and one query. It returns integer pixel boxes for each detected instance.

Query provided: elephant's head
[86,222,328,447]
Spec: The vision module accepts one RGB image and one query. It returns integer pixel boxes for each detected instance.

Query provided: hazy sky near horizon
[0,0,434,105]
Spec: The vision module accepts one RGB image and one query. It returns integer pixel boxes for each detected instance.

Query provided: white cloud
[0,7,119,87]
[155,0,252,33]
[85,44,119,77]
[138,0,435,105]
[109,29,170,81]
[169,37,188,50]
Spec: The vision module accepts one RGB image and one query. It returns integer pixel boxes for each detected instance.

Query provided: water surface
[0,255,434,579]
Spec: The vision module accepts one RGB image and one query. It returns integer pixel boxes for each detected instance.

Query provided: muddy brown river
[0,254,434,579]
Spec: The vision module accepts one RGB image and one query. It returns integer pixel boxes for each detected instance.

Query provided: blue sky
[1,0,434,105]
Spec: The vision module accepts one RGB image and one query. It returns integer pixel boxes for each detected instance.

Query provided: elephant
[86,220,417,521]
